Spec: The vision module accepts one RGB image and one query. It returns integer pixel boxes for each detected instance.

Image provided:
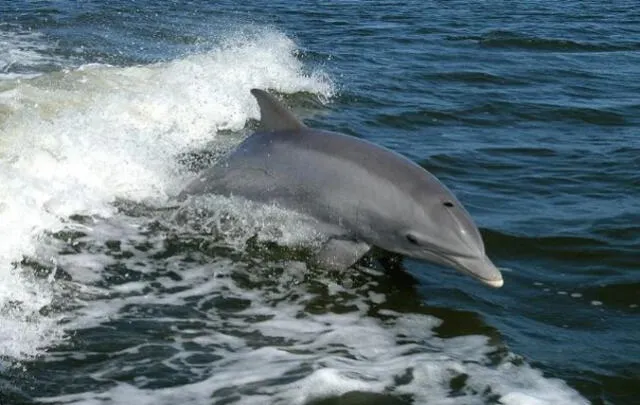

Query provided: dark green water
[0,1,638,404]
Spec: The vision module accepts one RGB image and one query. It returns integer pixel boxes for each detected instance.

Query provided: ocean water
[0,1,638,404]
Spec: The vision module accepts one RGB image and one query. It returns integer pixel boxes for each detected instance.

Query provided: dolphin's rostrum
[180,89,504,288]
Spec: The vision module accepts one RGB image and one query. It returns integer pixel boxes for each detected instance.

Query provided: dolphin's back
[182,87,444,212]
[181,128,445,241]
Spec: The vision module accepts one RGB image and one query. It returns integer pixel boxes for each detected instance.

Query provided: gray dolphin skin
[180,89,504,287]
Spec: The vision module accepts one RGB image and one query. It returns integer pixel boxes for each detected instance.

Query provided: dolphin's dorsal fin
[251,89,307,131]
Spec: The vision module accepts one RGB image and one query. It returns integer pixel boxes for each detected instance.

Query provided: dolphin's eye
[443,201,454,208]
[406,234,420,245]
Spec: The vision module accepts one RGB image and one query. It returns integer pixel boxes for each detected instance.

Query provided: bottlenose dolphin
[180,89,503,287]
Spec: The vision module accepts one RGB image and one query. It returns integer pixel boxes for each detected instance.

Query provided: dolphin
[179,89,503,287]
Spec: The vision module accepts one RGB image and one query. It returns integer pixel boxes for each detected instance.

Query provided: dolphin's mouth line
[423,242,476,261]
[423,248,503,286]
[454,261,502,283]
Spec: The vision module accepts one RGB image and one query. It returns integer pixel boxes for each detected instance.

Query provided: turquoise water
[0,1,638,404]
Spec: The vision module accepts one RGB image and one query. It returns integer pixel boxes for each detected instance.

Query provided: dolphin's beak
[453,255,504,288]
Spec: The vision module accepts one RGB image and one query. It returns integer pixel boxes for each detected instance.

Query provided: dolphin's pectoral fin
[314,238,371,271]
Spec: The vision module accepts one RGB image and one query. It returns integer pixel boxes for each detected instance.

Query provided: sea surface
[0,1,638,404]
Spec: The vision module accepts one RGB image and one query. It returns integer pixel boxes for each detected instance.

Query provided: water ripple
[450,30,640,52]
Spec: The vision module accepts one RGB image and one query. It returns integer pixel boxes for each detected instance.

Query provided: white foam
[0,27,65,80]
[0,27,333,360]
[36,278,588,405]
[24,206,587,405]
[173,194,326,251]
